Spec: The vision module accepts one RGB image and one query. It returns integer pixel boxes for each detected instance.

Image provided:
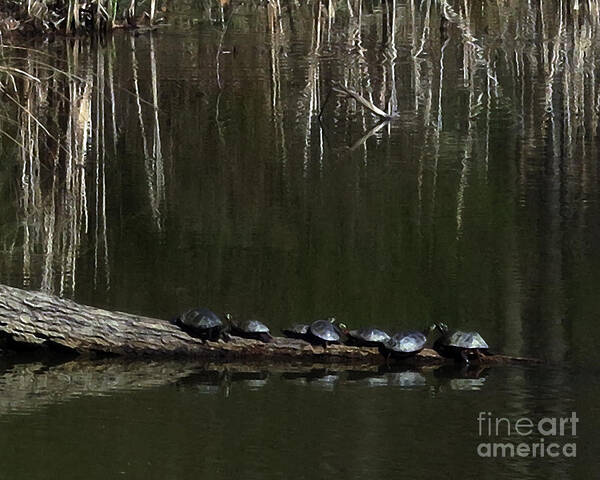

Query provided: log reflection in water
[0,356,494,416]
[0,359,199,416]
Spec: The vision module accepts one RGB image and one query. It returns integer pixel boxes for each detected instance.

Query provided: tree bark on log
[0,284,539,365]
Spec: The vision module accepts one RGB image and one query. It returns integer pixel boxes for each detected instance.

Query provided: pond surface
[0,0,599,477]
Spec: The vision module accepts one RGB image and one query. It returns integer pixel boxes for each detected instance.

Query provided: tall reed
[0,0,162,34]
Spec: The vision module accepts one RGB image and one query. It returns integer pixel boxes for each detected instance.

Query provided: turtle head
[328,316,344,326]
[423,324,437,336]
[327,317,348,335]
[219,313,233,335]
[435,322,449,335]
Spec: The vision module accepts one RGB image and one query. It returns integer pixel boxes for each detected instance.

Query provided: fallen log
[0,284,540,365]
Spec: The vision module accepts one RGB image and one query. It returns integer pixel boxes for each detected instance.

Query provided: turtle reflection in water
[433,365,489,391]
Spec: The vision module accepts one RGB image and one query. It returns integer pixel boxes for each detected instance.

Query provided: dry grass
[0,0,164,34]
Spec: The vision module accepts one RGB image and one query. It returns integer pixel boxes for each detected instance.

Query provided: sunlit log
[0,284,539,365]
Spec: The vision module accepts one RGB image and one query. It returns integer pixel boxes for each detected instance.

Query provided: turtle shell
[178,308,223,330]
[382,331,427,354]
[441,331,489,350]
[174,308,224,340]
[347,328,390,346]
[238,319,270,334]
[309,320,341,343]
[229,317,272,342]
[282,324,310,339]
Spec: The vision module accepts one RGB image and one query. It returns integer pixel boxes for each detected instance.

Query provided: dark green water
[1,1,599,477]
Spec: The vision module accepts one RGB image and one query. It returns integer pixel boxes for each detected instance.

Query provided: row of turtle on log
[172,308,491,364]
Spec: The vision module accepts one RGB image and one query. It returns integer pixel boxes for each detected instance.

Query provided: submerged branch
[349,120,389,151]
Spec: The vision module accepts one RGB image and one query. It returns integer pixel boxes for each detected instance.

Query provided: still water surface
[1,1,599,477]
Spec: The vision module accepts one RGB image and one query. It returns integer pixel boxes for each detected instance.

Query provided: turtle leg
[259,333,273,343]
[460,350,470,365]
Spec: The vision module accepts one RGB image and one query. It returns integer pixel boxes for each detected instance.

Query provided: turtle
[306,318,345,347]
[171,308,224,341]
[227,316,273,343]
[432,322,490,363]
[346,327,390,347]
[282,324,310,340]
[379,331,428,359]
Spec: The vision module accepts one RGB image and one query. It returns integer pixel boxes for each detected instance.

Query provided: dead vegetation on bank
[0,0,165,35]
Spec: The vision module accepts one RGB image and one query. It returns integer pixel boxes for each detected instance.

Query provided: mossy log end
[0,284,539,365]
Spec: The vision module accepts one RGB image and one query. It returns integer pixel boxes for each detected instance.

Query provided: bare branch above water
[327,84,395,120]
